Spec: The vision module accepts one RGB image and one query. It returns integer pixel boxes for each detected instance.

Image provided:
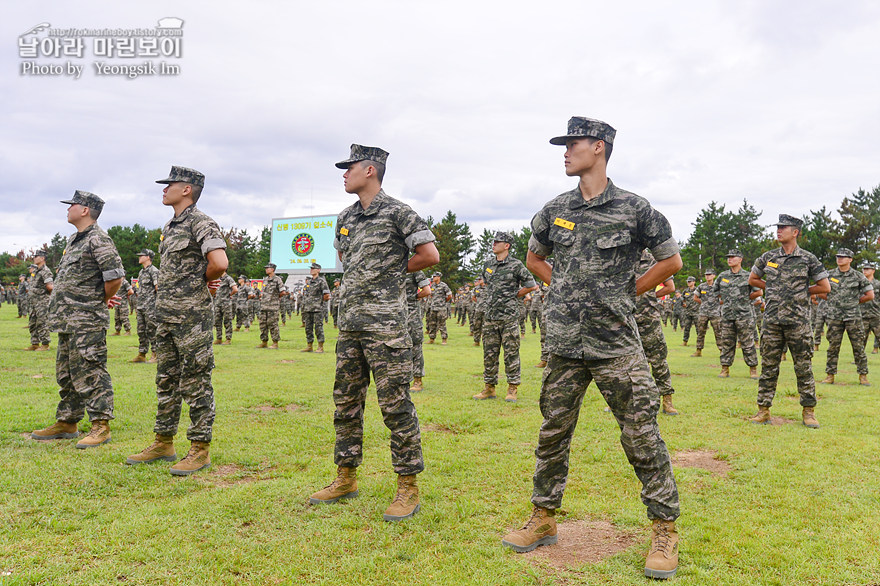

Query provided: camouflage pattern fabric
[428,280,452,312]
[695,315,721,351]
[260,275,285,310]
[29,303,51,346]
[303,311,324,343]
[863,316,880,351]
[136,309,158,355]
[302,276,330,312]
[329,284,340,327]
[235,283,253,328]
[482,318,522,385]
[813,297,827,346]
[680,286,698,343]
[826,267,873,321]
[757,321,817,407]
[530,353,679,521]
[719,318,759,367]
[426,309,448,341]
[114,280,133,332]
[260,309,280,343]
[29,264,54,345]
[751,246,829,326]
[671,296,683,330]
[213,274,237,340]
[482,255,536,320]
[55,330,114,422]
[694,278,721,351]
[825,319,868,375]
[635,251,674,396]
[17,280,29,317]
[406,271,430,378]
[136,264,160,310]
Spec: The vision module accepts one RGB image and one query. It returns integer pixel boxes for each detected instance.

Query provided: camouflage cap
[704,267,716,275]
[432,272,442,277]
[776,214,803,229]
[265,262,277,269]
[549,116,616,146]
[333,279,340,284]
[836,247,855,258]
[34,250,48,258]
[335,144,389,169]
[155,165,205,187]
[60,190,105,215]
[860,262,876,270]
[493,230,514,244]
[686,276,696,282]
[310,262,321,270]
[136,249,155,258]
[238,274,247,280]
[726,248,743,258]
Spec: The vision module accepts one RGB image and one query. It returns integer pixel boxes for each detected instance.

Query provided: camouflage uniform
[714,269,760,368]
[824,266,872,376]
[527,177,679,521]
[29,264,54,346]
[752,245,828,407]
[248,288,260,324]
[862,277,880,351]
[636,251,674,397]
[154,201,226,442]
[332,179,434,474]
[406,271,431,378]
[49,220,125,423]
[302,274,330,344]
[426,279,452,341]
[671,295,683,330]
[260,273,285,344]
[481,252,536,386]
[235,280,253,329]
[329,282,341,327]
[536,283,549,364]
[471,283,486,343]
[812,296,827,346]
[18,278,29,317]
[211,273,236,340]
[113,279,133,333]
[136,262,160,355]
[694,277,721,351]
[680,284,698,343]
[661,297,672,327]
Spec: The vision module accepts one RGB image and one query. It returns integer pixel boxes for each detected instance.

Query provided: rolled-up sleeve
[649,236,680,262]
[405,229,436,251]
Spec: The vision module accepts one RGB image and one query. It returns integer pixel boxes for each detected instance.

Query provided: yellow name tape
[486,268,493,274]
[553,217,575,230]
[722,278,729,283]
[766,261,778,268]
[831,277,839,283]
[340,227,349,236]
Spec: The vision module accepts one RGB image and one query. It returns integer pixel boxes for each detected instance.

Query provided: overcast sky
[3,0,879,256]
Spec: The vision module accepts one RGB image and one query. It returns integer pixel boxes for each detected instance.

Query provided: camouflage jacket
[528,178,679,360]
[405,270,430,334]
[236,284,253,306]
[214,274,237,307]
[334,190,435,337]
[481,255,536,321]
[635,250,671,324]
[428,281,452,311]
[695,280,721,317]
[29,264,54,308]
[48,224,124,333]
[136,264,159,311]
[826,267,872,321]
[329,285,341,309]
[261,275,285,310]
[18,281,28,298]
[472,285,487,312]
[672,296,683,314]
[302,275,330,312]
[155,204,227,324]
[751,245,828,326]
[714,269,757,320]
[862,279,880,319]
[681,287,699,315]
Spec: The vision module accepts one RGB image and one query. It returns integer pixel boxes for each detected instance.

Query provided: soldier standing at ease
[748,215,829,427]
[31,191,124,448]
[426,272,452,344]
[818,248,873,386]
[248,283,260,325]
[126,166,228,475]
[691,268,721,357]
[26,251,54,351]
[329,278,341,328]
[132,249,160,363]
[472,231,537,403]
[671,291,683,331]
[257,263,287,349]
[17,274,29,318]
[534,281,550,368]
[470,276,486,346]
[680,277,698,346]
[861,263,880,354]
[112,279,134,335]
[501,117,681,580]
[301,262,330,353]
[212,271,238,345]
[636,250,679,415]
[715,249,761,379]
[407,271,432,392]
[234,275,253,331]
[309,144,439,522]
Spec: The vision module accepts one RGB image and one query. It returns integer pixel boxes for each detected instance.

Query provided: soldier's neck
[780,240,797,255]
[356,185,382,210]
[578,170,608,201]
[495,250,510,262]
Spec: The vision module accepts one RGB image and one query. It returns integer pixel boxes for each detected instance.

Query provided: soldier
[329,278,341,328]
[256,263,287,349]
[132,249,160,363]
[472,231,537,402]
[534,281,550,368]
[818,248,873,386]
[112,279,134,336]
[30,191,124,448]
[234,275,254,331]
[426,272,452,344]
[502,117,681,579]
[661,295,672,327]
[17,274,28,318]
[636,250,679,415]
[748,215,830,427]
[212,271,238,345]
[861,263,880,354]
[301,262,330,353]
[126,165,228,475]
[528,285,541,333]
[679,276,698,346]
[308,144,438,523]
[470,276,486,346]
[671,291,683,331]
[407,271,432,392]
[812,294,827,350]
[715,249,761,379]
[248,282,260,325]
[518,293,529,337]
[692,268,721,357]
[26,251,54,351]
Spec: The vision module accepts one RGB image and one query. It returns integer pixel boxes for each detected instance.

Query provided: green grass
[2,307,880,585]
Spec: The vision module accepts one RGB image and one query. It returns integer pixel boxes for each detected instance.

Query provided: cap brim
[549,135,573,146]
[335,157,365,169]
[155,177,174,184]
[60,199,76,205]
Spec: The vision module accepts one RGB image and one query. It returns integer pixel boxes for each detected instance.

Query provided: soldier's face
[727,256,742,269]
[564,139,602,177]
[310,268,319,277]
[432,276,440,283]
[864,269,875,279]
[836,256,852,270]
[706,275,715,284]
[162,182,189,207]
[66,203,86,224]
[776,225,796,244]
[492,241,509,254]
[343,163,367,194]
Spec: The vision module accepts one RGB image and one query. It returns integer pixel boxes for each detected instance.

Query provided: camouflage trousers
[519,312,527,336]
[235,303,251,328]
[426,309,447,341]
[813,313,826,346]
[114,303,131,332]
[471,310,485,343]
[482,318,521,385]
[330,305,338,327]
[409,313,425,378]
[862,316,880,351]
[259,309,280,343]
[680,312,697,343]
[539,313,548,362]
[154,318,216,442]
[661,310,670,327]
[136,308,158,355]
[719,318,759,367]
[213,302,234,340]
[825,319,868,375]
[18,298,28,317]
[636,317,674,396]
[248,300,258,324]
[333,330,423,475]
[55,330,114,423]
[303,311,324,344]
[529,308,541,331]
[758,321,816,407]
[671,312,682,331]
[695,315,721,351]
[29,304,50,346]
[531,352,680,520]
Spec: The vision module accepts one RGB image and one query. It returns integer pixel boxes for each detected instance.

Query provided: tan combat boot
[309,466,358,504]
[131,353,147,363]
[473,384,496,400]
[441,339,447,345]
[535,360,547,368]
[301,343,313,353]
[473,341,480,347]
[749,405,771,424]
[718,366,730,378]
[661,394,679,416]
[235,326,241,332]
[501,507,557,552]
[75,420,111,449]
[644,519,679,579]
[315,342,324,354]
[245,326,250,332]
[859,374,870,386]
[410,377,423,392]
[815,344,821,351]
[169,441,211,476]
[749,366,759,380]
[269,342,279,349]
[148,352,158,364]
[802,407,820,429]
[111,331,121,336]
[24,344,39,351]
[126,434,177,464]
[124,331,131,336]
[428,338,434,344]
[505,384,518,403]
[682,341,688,347]
[221,340,231,345]
[873,348,879,355]
[31,420,79,440]
[819,374,834,384]
[256,341,268,348]
[690,348,702,357]
[36,344,50,351]
[383,474,420,521]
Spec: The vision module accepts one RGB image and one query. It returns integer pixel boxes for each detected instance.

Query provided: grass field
[2,306,880,585]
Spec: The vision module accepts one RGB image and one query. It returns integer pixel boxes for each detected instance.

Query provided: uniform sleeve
[414,270,430,289]
[518,261,537,289]
[636,201,679,261]
[751,253,768,279]
[807,253,829,283]
[41,267,54,285]
[397,204,436,251]
[859,272,873,294]
[91,232,126,282]
[528,208,553,257]
[193,214,226,256]
[334,210,346,251]
[321,278,330,295]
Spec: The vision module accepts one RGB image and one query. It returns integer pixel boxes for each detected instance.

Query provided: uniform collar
[569,178,618,210]
[352,189,388,217]
[170,203,197,224]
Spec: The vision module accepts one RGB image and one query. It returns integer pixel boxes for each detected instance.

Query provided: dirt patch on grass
[280,360,299,364]
[250,403,304,413]
[768,416,797,426]
[672,449,731,477]
[524,520,638,570]
[207,463,274,487]
[423,422,462,434]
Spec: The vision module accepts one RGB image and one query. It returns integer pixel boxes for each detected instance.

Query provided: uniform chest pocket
[160,237,189,256]
[549,226,576,248]
[785,262,808,280]
[596,230,632,273]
